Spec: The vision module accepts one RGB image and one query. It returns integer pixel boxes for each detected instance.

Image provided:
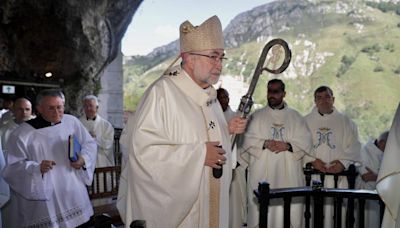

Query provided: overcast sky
[121,0,273,56]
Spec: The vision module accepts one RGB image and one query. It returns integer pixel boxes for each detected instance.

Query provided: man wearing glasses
[117,15,247,228]
[3,89,97,227]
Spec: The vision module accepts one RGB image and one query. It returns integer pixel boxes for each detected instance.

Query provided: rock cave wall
[0,0,142,114]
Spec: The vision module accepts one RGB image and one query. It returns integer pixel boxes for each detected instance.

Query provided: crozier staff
[117,15,247,228]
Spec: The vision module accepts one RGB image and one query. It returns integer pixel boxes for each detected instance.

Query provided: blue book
[68,134,81,162]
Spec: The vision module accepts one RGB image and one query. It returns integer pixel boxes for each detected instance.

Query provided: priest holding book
[2,89,97,227]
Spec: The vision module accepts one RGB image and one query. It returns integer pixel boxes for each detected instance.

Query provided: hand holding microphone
[205,142,226,179]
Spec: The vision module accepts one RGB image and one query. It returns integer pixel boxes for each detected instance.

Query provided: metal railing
[303,163,358,228]
[254,163,384,228]
[114,128,123,166]
[255,183,384,228]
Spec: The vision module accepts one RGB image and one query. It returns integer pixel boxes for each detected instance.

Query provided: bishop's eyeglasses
[189,53,227,64]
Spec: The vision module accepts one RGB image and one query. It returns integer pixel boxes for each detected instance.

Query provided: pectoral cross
[208,121,216,129]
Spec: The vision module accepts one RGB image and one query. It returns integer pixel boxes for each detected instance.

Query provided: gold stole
[201,95,221,228]
[167,69,223,227]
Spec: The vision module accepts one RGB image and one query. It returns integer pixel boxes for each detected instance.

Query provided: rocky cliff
[0,0,142,112]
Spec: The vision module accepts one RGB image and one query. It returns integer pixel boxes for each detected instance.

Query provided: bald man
[0,98,33,157]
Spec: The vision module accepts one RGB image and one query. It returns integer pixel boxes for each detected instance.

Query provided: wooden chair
[87,165,122,226]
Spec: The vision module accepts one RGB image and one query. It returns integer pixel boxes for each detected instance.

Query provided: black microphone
[213,145,223,179]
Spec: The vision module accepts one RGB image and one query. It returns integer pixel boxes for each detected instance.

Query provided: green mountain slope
[123,0,400,142]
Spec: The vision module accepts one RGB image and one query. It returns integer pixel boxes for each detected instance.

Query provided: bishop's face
[37,96,64,123]
[188,49,224,88]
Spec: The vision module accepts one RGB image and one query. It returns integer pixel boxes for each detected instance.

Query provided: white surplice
[0,120,18,159]
[357,140,383,190]
[79,115,115,167]
[2,114,97,227]
[117,66,232,228]
[0,147,10,228]
[0,120,18,228]
[305,107,361,228]
[80,115,115,206]
[0,111,13,127]
[356,140,383,228]
[377,103,400,228]
[224,106,247,228]
[0,115,35,157]
[241,104,312,228]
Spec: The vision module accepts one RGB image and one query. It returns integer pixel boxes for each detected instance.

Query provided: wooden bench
[87,165,122,226]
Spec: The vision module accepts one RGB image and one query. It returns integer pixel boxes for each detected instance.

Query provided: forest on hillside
[123,1,400,142]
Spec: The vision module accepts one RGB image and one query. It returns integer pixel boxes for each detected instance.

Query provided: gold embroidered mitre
[179,15,224,53]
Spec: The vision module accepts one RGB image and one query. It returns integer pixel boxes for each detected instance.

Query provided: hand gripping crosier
[214,38,292,179]
[231,38,292,150]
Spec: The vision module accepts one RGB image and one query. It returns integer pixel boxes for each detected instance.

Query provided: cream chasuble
[377,103,400,228]
[305,107,361,189]
[305,107,361,181]
[240,104,312,228]
[305,107,361,228]
[117,66,232,228]
[355,140,383,228]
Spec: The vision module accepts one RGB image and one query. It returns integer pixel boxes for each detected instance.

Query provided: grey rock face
[0,0,142,113]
